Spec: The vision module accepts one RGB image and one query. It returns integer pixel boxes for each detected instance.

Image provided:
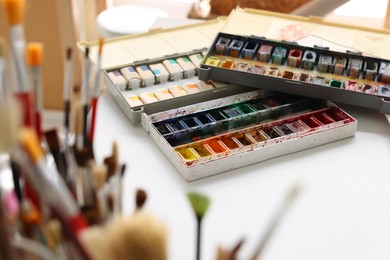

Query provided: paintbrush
[89,38,104,143]
[17,127,91,260]
[0,185,14,260]
[0,37,8,100]
[81,47,91,148]
[216,238,245,260]
[187,191,210,260]
[2,0,35,128]
[44,128,67,181]
[26,42,43,140]
[250,183,302,260]
[106,211,168,259]
[63,47,72,146]
[135,188,147,211]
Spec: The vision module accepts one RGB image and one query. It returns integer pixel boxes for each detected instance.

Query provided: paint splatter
[276,24,309,41]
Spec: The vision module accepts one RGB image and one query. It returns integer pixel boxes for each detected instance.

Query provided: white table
[93,89,390,260]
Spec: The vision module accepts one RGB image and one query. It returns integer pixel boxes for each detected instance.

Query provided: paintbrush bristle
[187,192,210,218]
[107,212,167,260]
[2,0,25,25]
[26,42,43,66]
[44,128,61,150]
[79,226,112,260]
[18,127,44,163]
[0,98,21,151]
[0,37,7,57]
[66,47,72,61]
[135,189,147,210]
[98,38,104,57]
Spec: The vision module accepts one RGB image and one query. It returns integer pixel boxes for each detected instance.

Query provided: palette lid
[77,17,227,70]
[221,8,390,59]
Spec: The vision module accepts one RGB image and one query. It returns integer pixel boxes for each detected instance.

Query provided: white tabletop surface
[93,89,390,260]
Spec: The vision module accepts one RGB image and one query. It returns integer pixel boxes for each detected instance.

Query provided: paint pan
[262,127,282,139]
[168,86,188,97]
[316,113,335,125]
[189,53,203,68]
[329,80,343,88]
[126,95,143,107]
[167,120,189,132]
[183,83,201,94]
[257,45,273,62]
[231,132,256,146]
[196,81,214,91]
[246,129,270,142]
[192,143,213,157]
[318,55,333,73]
[204,56,221,66]
[176,57,196,78]
[301,116,323,128]
[271,47,288,65]
[348,58,362,78]
[108,71,127,91]
[136,65,155,86]
[313,76,326,85]
[220,136,241,149]
[215,37,231,55]
[301,50,316,70]
[196,113,215,124]
[298,73,310,82]
[333,56,347,75]
[220,59,235,69]
[204,140,228,154]
[273,123,296,136]
[176,147,199,162]
[228,39,244,57]
[242,40,259,59]
[364,60,378,81]
[378,85,390,97]
[222,107,244,118]
[290,120,310,132]
[343,80,359,91]
[250,65,264,74]
[182,117,203,129]
[154,89,174,100]
[282,70,294,79]
[149,63,169,83]
[139,92,158,104]
[155,123,173,135]
[120,67,142,89]
[362,84,376,94]
[287,49,303,67]
[236,62,249,72]
[266,67,279,77]
[379,62,390,84]
[208,110,228,121]
[237,103,256,113]
[162,59,183,81]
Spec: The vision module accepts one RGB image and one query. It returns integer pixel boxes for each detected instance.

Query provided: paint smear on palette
[267,20,310,42]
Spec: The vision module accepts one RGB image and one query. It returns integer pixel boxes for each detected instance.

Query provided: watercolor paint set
[78,18,253,124]
[78,12,360,180]
[198,8,390,113]
[145,89,357,180]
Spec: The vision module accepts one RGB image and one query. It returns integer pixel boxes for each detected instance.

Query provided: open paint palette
[79,13,358,181]
[145,90,356,181]
[78,17,252,124]
[199,8,390,113]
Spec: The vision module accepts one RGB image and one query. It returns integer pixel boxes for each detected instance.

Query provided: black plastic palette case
[199,8,390,113]
[78,18,253,124]
[79,17,357,181]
